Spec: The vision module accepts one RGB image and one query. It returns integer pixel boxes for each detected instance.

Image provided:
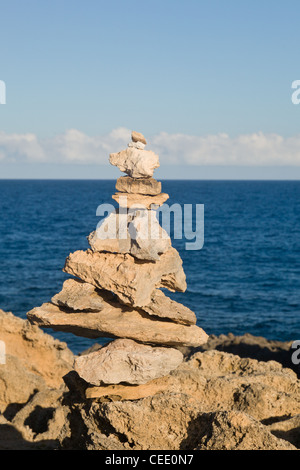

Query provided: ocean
[0,179,299,354]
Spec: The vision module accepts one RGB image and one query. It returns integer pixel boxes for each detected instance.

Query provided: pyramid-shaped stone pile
[27,131,208,400]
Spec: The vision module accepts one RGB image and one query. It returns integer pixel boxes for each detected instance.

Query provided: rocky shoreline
[0,308,299,450]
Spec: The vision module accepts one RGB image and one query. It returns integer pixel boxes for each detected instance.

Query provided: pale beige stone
[88,210,171,261]
[63,247,187,307]
[142,290,196,325]
[112,192,169,209]
[74,338,183,386]
[109,147,159,178]
[116,176,162,196]
[128,141,145,150]
[129,210,171,261]
[87,212,131,255]
[26,302,209,348]
[131,131,147,145]
[51,278,105,312]
[85,377,170,400]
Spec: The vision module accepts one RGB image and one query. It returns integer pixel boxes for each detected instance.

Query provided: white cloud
[0,131,46,162]
[151,131,300,166]
[1,128,300,166]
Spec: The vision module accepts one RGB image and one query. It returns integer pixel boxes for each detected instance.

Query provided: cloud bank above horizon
[0,127,300,167]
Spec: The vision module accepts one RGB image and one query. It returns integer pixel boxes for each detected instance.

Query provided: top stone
[132,131,147,145]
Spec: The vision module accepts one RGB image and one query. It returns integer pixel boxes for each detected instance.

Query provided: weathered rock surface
[62,392,296,450]
[0,309,72,449]
[1,310,299,450]
[85,377,170,400]
[63,247,187,307]
[115,176,162,195]
[88,210,171,261]
[129,210,171,260]
[142,289,196,325]
[112,192,169,209]
[109,147,159,178]
[0,309,73,401]
[74,338,183,385]
[26,301,208,347]
[198,331,298,375]
[51,278,105,312]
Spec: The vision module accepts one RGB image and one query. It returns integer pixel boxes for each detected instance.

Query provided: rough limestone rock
[74,338,184,386]
[115,176,162,196]
[129,210,171,261]
[26,301,208,347]
[131,130,147,145]
[88,210,171,261]
[268,415,300,449]
[63,247,187,307]
[51,278,105,312]
[88,211,131,255]
[0,309,73,396]
[112,192,169,209]
[142,289,196,325]
[109,147,159,178]
[64,393,296,450]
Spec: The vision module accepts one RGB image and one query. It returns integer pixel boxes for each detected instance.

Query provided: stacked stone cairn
[27,131,208,400]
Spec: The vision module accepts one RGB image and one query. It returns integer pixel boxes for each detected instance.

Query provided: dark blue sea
[0,180,299,354]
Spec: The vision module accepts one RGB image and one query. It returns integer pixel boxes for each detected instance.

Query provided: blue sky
[1,0,300,178]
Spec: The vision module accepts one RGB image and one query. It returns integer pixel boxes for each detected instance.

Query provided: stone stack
[27,131,208,400]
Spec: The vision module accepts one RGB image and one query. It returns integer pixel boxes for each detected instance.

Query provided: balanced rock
[143,289,196,326]
[88,210,171,261]
[74,338,184,386]
[129,210,171,261]
[63,247,187,307]
[109,147,159,178]
[88,212,131,255]
[85,377,170,401]
[115,176,162,196]
[52,278,106,312]
[112,192,169,209]
[27,301,208,347]
[131,131,147,145]
[128,141,145,150]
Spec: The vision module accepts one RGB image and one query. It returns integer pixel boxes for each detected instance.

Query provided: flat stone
[74,338,184,386]
[142,290,196,326]
[112,192,169,209]
[63,247,187,307]
[26,301,209,348]
[115,176,162,196]
[109,147,159,178]
[85,378,170,401]
[131,131,147,145]
[88,210,171,261]
[51,278,105,312]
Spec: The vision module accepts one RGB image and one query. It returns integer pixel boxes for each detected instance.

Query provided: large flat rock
[74,338,184,385]
[63,247,187,307]
[26,300,208,348]
[109,147,159,178]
